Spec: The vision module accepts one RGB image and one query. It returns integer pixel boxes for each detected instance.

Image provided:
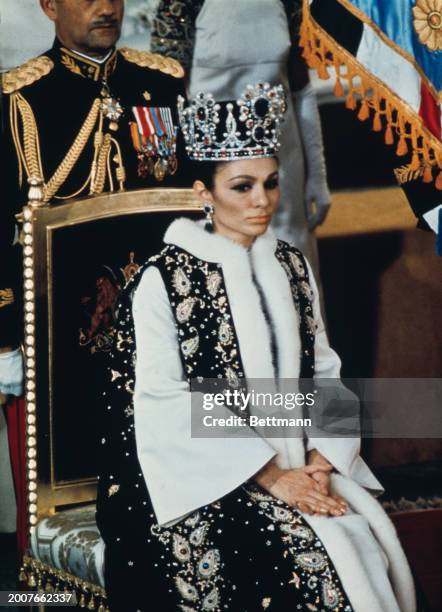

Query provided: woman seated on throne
[96,83,415,612]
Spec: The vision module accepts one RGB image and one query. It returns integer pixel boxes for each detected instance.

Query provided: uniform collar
[53,38,118,82]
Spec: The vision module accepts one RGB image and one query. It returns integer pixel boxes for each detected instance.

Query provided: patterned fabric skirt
[104,483,353,612]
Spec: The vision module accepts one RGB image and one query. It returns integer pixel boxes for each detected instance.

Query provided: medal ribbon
[151,108,170,157]
[131,107,177,178]
[132,107,155,149]
[159,108,177,156]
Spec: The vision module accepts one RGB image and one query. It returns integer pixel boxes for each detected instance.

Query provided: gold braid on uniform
[111,138,126,189]
[119,47,184,79]
[9,93,105,202]
[6,54,125,202]
[2,56,54,95]
[5,57,53,199]
[9,93,43,189]
[44,99,101,202]
[90,132,112,195]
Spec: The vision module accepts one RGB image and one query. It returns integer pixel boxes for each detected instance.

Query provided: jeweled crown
[177,82,287,161]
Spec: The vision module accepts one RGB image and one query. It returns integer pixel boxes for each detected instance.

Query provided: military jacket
[0,39,187,347]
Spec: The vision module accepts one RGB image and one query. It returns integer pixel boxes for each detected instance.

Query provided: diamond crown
[177,82,287,161]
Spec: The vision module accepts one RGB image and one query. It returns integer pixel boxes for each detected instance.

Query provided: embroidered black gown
[96,222,353,611]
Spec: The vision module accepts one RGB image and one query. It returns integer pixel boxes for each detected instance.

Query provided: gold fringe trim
[21,555,108,611]
[335,0,441,102]
[394,162,425,185]
[0,288,14,309]
[300,0,442,190]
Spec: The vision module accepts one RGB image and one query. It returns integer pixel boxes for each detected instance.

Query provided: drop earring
[203,202,214,233]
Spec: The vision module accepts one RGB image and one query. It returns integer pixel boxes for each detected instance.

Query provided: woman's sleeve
[306,261,384,493]
[132,266,276,526]
[150,0,204,71]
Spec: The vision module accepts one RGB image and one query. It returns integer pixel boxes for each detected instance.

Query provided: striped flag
[301,0,442,237]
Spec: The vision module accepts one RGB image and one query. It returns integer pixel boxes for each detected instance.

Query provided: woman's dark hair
[189,160,227,192]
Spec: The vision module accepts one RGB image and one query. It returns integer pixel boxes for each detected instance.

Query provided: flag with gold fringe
[300,0,442,236]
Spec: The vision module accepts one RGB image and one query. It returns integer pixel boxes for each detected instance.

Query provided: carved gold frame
[22,188,202,536]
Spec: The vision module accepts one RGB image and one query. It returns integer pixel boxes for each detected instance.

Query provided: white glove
[0,348,24,397]
[293,83,331,231]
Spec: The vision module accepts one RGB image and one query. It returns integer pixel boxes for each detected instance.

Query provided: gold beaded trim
[20,555,108,611]
[21,206,38,532]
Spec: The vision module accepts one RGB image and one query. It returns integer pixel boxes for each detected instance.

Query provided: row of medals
[100,82,177,182]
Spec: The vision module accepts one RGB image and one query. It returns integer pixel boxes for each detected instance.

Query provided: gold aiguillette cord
[11,94,104,202]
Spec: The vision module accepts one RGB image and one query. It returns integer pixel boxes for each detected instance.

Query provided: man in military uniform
[0,0,186,391]
[0,1,189,559]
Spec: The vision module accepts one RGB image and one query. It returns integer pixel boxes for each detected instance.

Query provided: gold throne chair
[19,189,201,609]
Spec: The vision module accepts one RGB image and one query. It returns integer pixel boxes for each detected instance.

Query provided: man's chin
[87,29,120,51]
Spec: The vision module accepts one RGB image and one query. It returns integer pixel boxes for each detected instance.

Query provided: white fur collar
[164,217,278,263]
[163,217,301,380]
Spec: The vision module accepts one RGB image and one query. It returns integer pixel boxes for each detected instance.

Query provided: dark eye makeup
[231,183,252,192]
[230,176,279,193]
[264,177,279,190]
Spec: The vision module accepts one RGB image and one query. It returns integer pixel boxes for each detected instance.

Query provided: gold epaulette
[118,48,184,79]
[2,56,54,95]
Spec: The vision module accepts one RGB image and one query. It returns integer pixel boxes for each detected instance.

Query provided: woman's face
[194,157,280,248]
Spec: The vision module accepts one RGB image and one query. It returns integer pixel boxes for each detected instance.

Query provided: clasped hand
[255,456,347,517]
